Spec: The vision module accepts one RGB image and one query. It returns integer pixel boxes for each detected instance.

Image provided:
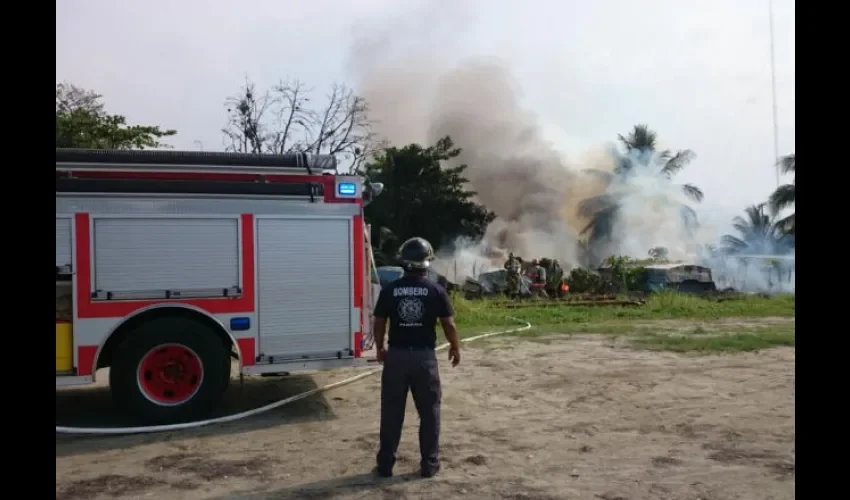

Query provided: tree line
[55,81,796,267]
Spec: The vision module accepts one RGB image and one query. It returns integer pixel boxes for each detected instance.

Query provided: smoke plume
[348,3,794,293]
[350,22,609,279]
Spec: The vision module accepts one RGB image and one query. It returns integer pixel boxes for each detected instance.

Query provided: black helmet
[397,237,435,270]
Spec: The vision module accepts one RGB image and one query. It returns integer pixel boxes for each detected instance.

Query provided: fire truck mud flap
[109,316,231,424]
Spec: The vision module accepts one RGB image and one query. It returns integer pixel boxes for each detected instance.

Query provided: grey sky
[56,0,794,227]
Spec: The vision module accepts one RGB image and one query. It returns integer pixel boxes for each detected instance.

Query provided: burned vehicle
[461,268,533,299]
[644,263,717,293]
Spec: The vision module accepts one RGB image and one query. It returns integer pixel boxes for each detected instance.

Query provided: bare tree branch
[221,78,380,171]
[222,78,274,154]
[56,82,105,115]
[269,78,314,154]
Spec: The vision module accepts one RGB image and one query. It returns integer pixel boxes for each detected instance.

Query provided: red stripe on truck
[77,345,97,376]
[352,215,364,309]
[354,332,363,358]
[237,338,256,366]
[352,215,365,357]
[75,213,256,319]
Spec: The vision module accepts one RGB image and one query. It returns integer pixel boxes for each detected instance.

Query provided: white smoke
[349,2,793,293]
[596,146,701,260]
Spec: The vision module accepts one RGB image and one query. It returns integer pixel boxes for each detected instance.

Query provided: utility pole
[768,0,780,187]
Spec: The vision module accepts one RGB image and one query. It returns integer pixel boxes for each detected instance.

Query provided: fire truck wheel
[109,317,231,424]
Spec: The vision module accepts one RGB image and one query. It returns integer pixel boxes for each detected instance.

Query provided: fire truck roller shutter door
[91,216,240,297]
[108,310,232,424]
[255,216,354,360]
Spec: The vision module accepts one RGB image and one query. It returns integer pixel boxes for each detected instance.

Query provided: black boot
[374,465,393,478]
[420,462,440,478]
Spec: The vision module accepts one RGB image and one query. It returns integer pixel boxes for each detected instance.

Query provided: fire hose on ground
[56,316,532,436]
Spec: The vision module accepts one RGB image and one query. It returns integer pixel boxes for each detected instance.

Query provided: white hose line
[56,316,531,436]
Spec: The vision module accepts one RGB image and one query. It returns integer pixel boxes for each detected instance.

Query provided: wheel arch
[93,303,241,378]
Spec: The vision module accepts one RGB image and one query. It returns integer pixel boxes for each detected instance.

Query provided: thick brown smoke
[349,7,610,275]
[428,63,573,248]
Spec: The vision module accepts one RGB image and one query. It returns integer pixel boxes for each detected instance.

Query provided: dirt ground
[56,323,795,500]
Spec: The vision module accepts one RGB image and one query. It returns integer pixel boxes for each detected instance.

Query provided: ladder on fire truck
[56,148,338,173]
[55,148,341,200]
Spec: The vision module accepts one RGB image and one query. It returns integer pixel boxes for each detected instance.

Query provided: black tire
[110,316,231,425]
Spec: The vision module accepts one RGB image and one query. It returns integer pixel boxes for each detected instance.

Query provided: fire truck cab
[56,148,379,424]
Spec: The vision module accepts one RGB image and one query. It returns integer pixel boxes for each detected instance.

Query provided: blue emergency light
[337,182,357,196]
[230,317,250,331]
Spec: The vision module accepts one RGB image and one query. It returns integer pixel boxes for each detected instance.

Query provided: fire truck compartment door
[256,217,354,359]
[92,217,240,294]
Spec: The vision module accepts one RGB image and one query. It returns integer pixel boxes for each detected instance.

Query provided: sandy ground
[56,324,795,500]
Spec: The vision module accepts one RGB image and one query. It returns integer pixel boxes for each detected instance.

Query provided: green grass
[450,291,795,353]
[632,325,795,353]
[453,291,795,331]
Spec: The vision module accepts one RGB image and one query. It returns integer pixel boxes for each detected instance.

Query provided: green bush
[566,268,613,294]
[604,256,649,292]
[626,266,648,291]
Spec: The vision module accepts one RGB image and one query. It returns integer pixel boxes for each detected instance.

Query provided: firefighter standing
[372,237,461,478]
[504,252,521,297]
[529,259,549,298]
[548,259,564,297]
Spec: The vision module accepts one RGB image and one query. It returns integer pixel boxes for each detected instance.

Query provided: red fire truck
[56,148,380,424]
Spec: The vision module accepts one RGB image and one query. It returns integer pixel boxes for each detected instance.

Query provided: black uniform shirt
[373,273,454,349]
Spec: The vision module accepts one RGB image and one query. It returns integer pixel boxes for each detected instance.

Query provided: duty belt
[389,345,435,351]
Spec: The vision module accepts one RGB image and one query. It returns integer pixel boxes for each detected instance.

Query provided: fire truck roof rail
[55,148,337,175]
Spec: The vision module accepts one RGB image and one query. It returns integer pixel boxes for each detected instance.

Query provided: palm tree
[768,154,795,236]
[614,126,699,184]
[578,125,704,260]
[721,204,792,255]
[720,204,794,289]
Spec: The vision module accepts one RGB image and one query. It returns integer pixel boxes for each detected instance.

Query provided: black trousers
[377,346,442,471]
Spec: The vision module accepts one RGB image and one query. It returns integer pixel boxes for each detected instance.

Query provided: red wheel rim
[137,344,204,406]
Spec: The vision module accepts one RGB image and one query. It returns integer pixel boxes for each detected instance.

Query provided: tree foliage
[221,78,381,171]
[566,267,614,295]
[578,124,703,263]
[615,125,700,183]
[768,153,795,236]
[648,246,670,261]
[56,83,176,149]
[362,136,495,259]
[603,255,649,292]
[718,204,794,290]
[720,204,793,256]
